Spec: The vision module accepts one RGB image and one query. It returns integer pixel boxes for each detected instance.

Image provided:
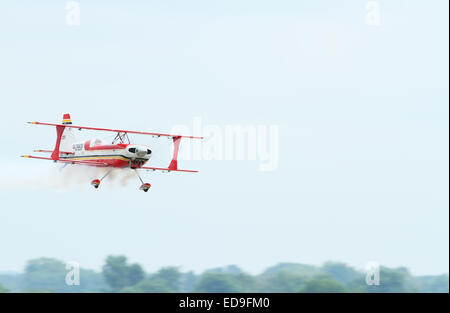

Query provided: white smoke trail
[0,161,141,191]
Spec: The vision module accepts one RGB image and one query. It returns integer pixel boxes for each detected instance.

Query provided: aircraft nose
[135,147,149,157]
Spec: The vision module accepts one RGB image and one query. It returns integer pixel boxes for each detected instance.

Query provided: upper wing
[28,121,203,139]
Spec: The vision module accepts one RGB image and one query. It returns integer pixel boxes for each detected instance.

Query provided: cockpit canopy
[91,138,104,147]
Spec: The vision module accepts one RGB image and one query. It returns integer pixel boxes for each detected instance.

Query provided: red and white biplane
[22,114,203,192]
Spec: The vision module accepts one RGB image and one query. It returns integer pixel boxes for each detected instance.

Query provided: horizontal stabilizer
[141,166,198,173]
[34,149,74,154]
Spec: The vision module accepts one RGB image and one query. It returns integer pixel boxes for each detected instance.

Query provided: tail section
[59,113,77,153]
[62,113,72,125]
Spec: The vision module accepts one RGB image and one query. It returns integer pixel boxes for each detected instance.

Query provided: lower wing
[21,155,109,167]
[22,155,198,172]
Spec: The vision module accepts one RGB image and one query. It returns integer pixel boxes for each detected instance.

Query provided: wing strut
[51,125,65,160]
[168,136,181,171]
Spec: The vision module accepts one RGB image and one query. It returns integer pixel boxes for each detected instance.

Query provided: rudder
[60,113,77,153]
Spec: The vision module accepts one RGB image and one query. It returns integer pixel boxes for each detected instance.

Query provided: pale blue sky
[0,1,448,275]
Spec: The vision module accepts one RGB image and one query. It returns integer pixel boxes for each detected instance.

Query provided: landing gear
[90,169,151,192]
[135,169,151,192]
[91,170,112,189]
[91,179,100,188]
[139,183,151,192]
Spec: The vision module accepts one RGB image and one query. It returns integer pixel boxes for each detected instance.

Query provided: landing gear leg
[134,169,151,192]
[91,169,113,189]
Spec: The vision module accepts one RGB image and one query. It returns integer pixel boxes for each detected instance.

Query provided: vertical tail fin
[62,113,72,124]
[59,113,77,153]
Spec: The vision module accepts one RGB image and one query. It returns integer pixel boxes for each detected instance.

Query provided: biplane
[22,114,203,192]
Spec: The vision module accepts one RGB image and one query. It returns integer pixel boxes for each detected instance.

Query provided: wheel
[139,183,151,192]
[91,179,101,189]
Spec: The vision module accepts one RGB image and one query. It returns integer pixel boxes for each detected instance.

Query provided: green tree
[194,273,241,292]
[0,284,9,293]
[21,257,107,292]
[204,266,257,292]
[121,278,173,293]
[262,263,323,277]
[206,265,243,275]
[0,274,21,292]
[365,267,418,293]
[300,277,347,293]
[154,267,181,292]
[22,258,67,292]
[417,274,449,292]
[322,262,360,284]
[259,272,306,292]
[234,273,258,292]
[78,269,109,292]
[121,267,181,293]
[102,255,145,291]
[179,271,197,292]
[128,264,146,286]
[120,267,181,293]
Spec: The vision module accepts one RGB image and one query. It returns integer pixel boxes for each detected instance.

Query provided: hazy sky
[0,0,448,276]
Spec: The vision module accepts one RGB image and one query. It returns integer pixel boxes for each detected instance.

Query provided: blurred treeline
[0,256,448,293]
